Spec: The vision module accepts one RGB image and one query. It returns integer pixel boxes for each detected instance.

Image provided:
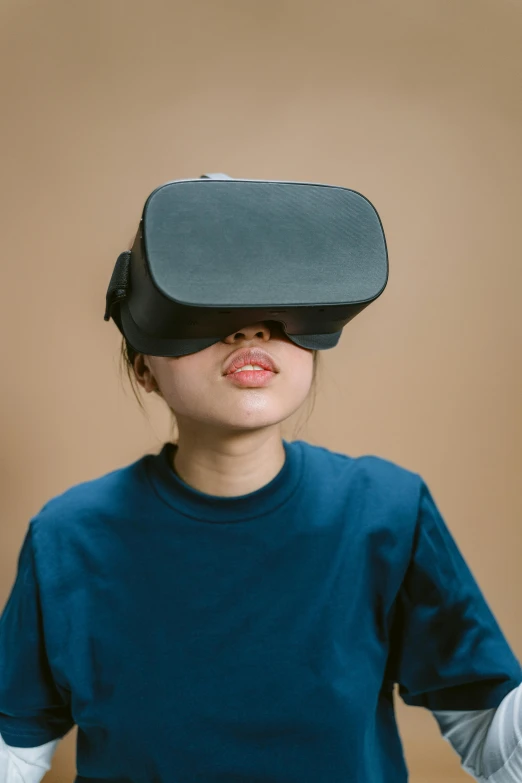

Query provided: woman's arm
[0,732,58,783]
[432,681,522,781]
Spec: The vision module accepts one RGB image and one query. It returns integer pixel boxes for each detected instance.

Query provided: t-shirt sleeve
[385,478,522,712]
[0,523,75,747]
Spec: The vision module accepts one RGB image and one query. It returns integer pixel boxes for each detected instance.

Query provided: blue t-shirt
[1,439,521,783]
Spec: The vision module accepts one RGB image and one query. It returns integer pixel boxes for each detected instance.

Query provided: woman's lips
[223,348,278,375]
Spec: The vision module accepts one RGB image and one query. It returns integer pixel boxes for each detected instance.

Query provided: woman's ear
[133,354,156,393]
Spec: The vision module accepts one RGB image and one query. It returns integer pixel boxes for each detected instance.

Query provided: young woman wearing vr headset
[1,175,521,783]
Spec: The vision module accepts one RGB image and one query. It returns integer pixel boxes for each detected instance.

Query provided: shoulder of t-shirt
[28,449,153,534]
[298,440,423,497]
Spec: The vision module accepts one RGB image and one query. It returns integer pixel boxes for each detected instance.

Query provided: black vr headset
[104,173,389,357]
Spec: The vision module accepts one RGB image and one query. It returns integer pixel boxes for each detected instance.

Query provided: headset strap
[104,250,131,321]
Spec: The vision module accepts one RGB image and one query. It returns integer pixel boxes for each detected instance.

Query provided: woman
[0,289,521,780]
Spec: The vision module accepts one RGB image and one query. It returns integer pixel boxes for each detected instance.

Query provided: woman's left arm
[432,681,522,781]
[384,476,522,781]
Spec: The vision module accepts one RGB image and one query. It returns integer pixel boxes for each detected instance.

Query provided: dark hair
[119,336,320,443]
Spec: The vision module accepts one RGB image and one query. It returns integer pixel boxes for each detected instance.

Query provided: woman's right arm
[0,732,59,783]
[0,523,74,782]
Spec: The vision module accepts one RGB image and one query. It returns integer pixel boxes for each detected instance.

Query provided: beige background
[1,1,521,781]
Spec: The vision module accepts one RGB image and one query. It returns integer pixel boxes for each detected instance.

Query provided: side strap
[104,251,131,321]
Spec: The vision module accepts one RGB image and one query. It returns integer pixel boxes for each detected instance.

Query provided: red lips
[223,347,279,376]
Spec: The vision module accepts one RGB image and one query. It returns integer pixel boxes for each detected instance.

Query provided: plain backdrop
[1,1,521,781]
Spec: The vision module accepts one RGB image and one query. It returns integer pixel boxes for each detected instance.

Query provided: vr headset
[104,173,389,357]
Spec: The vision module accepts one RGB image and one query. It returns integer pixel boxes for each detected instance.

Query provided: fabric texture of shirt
[0,439,521,783]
